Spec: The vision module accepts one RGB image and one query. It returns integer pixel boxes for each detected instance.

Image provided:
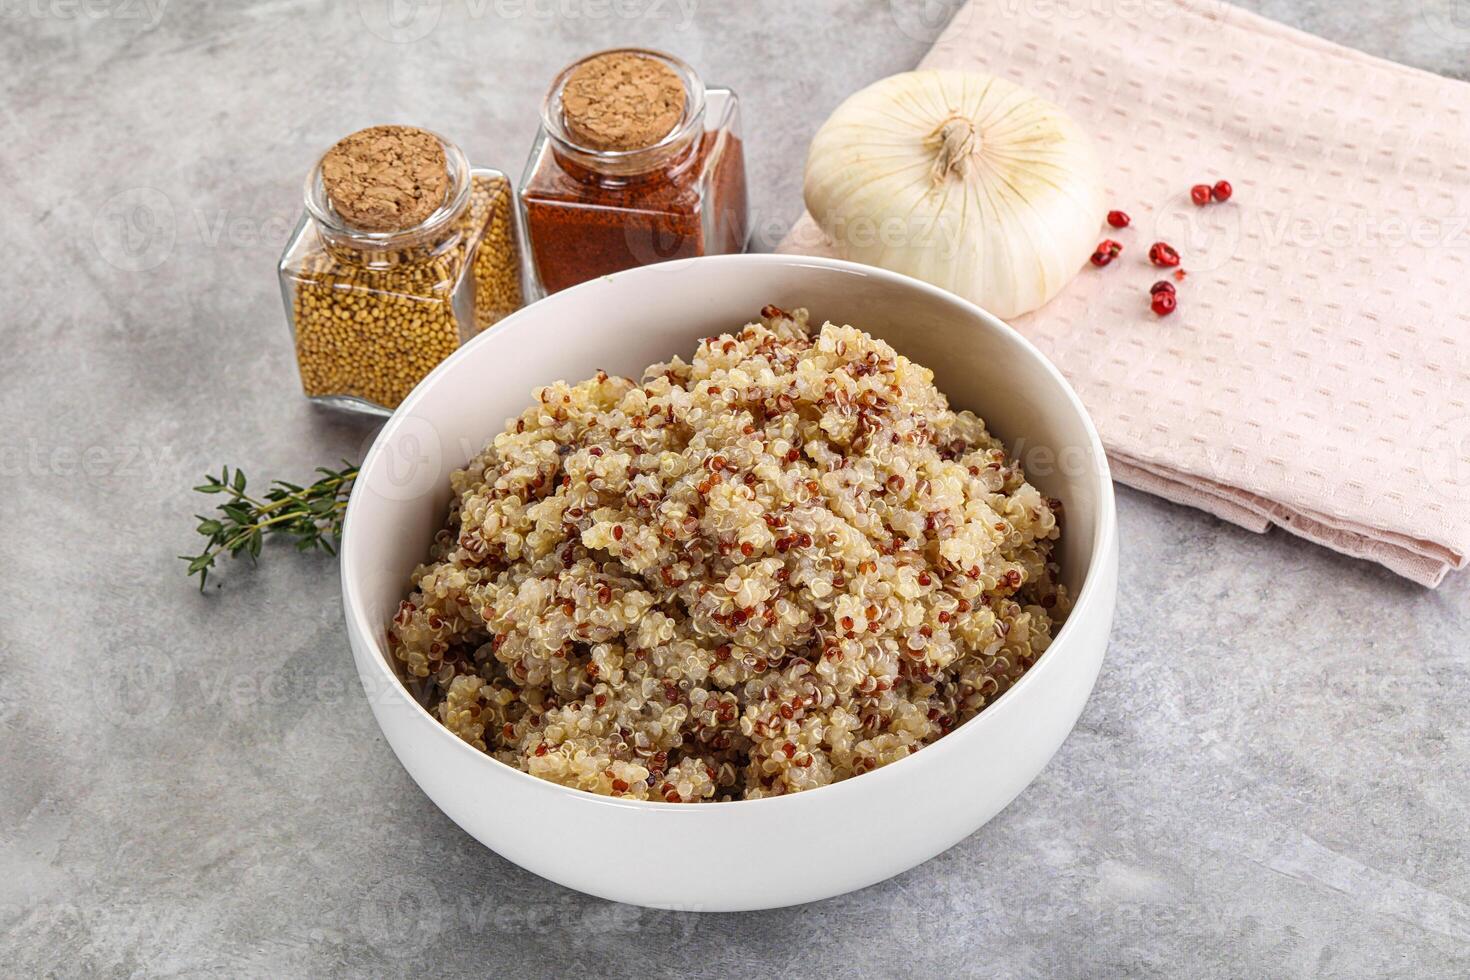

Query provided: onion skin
[803,70,1106,320]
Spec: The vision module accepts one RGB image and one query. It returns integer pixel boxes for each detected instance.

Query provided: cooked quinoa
[388,307,1068,802]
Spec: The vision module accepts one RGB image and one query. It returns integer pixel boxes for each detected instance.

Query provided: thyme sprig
[181,463,358,590]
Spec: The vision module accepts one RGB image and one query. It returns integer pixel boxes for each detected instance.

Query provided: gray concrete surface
[2,1,1468,976]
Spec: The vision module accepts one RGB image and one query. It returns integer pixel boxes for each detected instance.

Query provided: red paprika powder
[518,48,750,295]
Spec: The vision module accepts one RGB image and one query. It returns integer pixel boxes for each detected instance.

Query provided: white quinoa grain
[390,308,1069,801]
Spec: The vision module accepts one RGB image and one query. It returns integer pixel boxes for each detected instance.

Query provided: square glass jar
[518,49,750,296]
[279,136,527,416]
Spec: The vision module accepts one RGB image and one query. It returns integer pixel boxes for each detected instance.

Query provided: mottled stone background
[2,1,1467,976]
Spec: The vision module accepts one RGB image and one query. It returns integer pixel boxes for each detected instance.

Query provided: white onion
[803,70,1105,319]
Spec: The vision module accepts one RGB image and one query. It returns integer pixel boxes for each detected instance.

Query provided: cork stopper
[560,51,687,152]
[320,125,450,233]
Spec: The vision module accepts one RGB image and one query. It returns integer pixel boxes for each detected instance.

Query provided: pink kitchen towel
[779,0,1470,586]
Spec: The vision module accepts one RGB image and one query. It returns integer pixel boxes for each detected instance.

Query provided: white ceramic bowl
[342,254,1117,912]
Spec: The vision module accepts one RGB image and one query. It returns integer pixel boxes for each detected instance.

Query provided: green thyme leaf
[182,462,358,589]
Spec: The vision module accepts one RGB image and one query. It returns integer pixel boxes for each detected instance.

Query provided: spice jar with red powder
[517,48,750,295]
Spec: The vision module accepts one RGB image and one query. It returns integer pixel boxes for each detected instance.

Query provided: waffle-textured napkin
[779,0,1470,586]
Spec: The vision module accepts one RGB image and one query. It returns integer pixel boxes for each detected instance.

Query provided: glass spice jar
[518,48,750,295]
[278,126,527,415]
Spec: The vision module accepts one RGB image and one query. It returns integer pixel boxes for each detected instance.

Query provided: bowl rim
[341,252,1116,814]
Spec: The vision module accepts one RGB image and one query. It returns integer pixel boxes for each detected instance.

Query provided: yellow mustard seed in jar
[470,176,524,331]
[278,128,526,415]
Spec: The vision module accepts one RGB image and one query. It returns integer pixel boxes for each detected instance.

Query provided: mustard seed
[280,132,525,413]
